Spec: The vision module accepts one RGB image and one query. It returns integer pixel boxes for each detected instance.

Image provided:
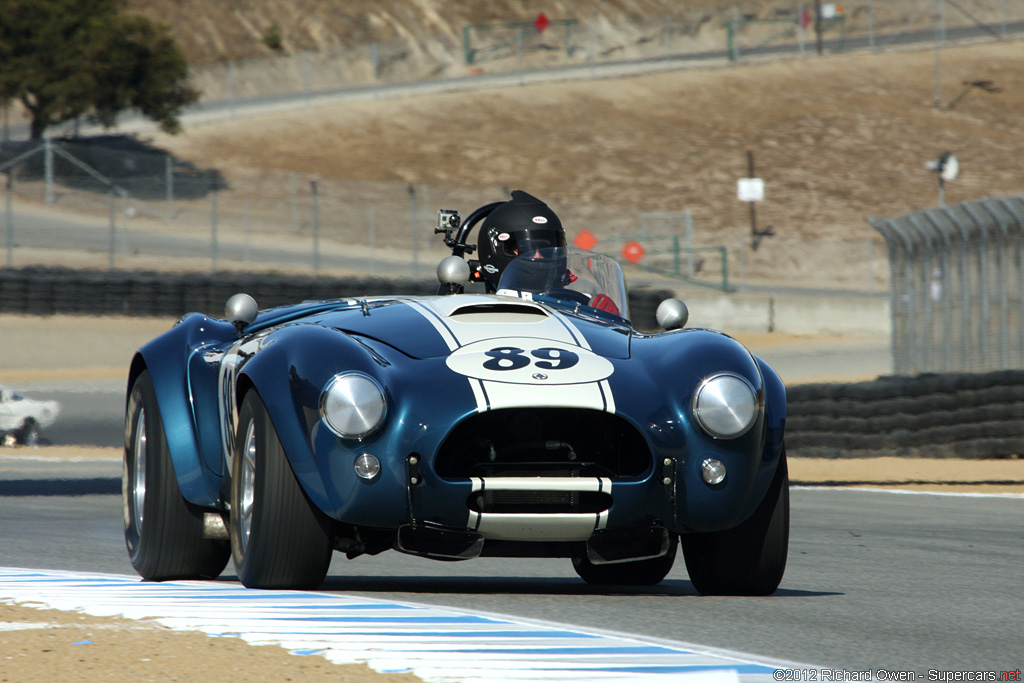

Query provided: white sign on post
[737,178,765,202]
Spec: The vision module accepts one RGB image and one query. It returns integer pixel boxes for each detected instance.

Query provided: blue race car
[122,198,788,594]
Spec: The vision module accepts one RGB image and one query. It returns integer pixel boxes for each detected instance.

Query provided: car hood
[314,295,631,361]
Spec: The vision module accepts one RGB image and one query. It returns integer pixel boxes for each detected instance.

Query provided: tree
[0,0,198,139]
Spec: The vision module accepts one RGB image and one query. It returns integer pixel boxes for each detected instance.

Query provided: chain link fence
[725,0,1024,59]
[858,0,1024,49]
[870,195,1024,375]
[1,138,884,294]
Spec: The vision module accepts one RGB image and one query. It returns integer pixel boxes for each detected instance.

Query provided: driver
[474,190,566,293]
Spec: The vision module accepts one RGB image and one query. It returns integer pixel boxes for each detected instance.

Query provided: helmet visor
[497,229,567,258]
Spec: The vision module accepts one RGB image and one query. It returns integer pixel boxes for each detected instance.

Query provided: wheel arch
[756,355,787,466]
[234,324,387,516]
[722,356,786,527]
[633,330,788,532]
[127,315,232,508]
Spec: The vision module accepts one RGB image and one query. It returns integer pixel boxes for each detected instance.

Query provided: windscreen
[496,247,630,321]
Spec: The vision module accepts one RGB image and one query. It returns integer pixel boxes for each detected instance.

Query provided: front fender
[128,313,236,508]
[237,324,387,515]
[757,355,787,464]
[630,328,785,533]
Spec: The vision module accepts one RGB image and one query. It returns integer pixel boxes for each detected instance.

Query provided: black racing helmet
[477,190,566,291]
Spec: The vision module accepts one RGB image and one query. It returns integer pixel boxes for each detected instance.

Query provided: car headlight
[320,373,387,439]
[691,373,759,439]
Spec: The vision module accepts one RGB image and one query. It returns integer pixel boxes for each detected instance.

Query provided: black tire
[681,452,790,596]
[572,535,678,586]
[230,390,332,589]
[15,418,40,446]
[123,370,230,580]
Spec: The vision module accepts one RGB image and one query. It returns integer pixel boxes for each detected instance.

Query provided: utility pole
[933,0,945,111]
[814,0,823,55]
[741,150,774,251]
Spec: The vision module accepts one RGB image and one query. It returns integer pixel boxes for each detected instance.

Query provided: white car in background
[0,385,60,446]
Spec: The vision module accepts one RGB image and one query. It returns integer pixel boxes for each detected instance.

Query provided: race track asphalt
[1,479,1021,676]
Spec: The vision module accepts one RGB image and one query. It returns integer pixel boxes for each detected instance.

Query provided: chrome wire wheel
[238,420,257,555]
[131,408,148,533]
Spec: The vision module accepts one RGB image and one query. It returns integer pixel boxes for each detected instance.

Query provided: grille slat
[468,490,611,514]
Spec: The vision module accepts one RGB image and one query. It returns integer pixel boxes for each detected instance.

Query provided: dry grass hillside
[146,38,1024,289]
[124,0,1014,66]
[123,0,829,65]
[125,0,733,66]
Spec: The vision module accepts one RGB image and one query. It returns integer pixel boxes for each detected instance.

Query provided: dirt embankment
[134,40,1024,291]
[0,603,421,683]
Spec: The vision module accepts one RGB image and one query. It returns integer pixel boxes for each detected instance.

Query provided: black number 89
[482,346,580,371]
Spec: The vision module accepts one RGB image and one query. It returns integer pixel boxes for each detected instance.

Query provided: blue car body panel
[129,291,786,547]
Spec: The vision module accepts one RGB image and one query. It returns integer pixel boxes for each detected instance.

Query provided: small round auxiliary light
[353,454,381,480]
[701,459,727,485]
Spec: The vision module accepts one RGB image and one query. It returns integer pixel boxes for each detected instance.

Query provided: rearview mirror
[225,293,258,331]
[437,256,470,295]
[656,298,688,331]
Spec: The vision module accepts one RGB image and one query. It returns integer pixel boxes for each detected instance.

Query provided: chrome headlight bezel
[691,372,760,440]
[319,372,387,440]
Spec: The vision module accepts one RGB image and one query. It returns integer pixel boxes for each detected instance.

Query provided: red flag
[573,229,598,251]
[621,241,645,265]
[534,12,550,34]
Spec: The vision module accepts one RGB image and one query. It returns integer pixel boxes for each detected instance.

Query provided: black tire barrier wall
[0,266,672,332]
[0,266,437,317]
[787,370,1024,459]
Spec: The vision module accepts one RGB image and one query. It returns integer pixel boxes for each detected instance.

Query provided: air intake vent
[449,303,548,322]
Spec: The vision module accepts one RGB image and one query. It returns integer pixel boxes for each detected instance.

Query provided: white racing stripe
[470,513,606,541]
[404,299,460,351]
[477,380,609,411]
[465,477,613,539]
[404,296,617,414]
[0,567,798,683]
[469,477,612,493]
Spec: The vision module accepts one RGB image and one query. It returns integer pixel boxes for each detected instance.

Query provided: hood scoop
[448,302,549,323]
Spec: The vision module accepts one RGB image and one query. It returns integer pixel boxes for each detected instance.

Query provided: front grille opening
[435,408,651,479]
[468,490,612,514]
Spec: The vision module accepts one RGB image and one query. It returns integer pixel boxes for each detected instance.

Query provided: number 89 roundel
[446,337,614,385]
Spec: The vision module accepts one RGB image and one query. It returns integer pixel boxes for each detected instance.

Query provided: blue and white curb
[0,568,796,683]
